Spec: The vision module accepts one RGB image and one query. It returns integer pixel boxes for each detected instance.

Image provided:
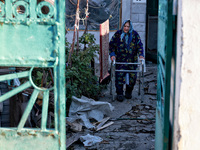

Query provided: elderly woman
[109,19,144,102]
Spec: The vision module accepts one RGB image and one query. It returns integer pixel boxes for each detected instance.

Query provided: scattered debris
[144,72,153,77]
[145,92,157,95]
[100,140,110,144]
[144,84,149,93]
[111,118,155,121]
[95,117,110,129]
[66,133,82,148]
[67,96,114,129]
[66,120,83,132]
[96,121,114,131]
[80,134,103,147]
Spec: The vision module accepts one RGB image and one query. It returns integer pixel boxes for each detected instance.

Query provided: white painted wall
[66,31,115,46]
[174,0,200,149]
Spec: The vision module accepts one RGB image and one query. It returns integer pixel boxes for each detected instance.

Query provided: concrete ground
[0,62,157,150]
[68,62,157,150]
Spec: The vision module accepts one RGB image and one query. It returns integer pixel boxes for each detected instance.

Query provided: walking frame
[110,57,146,101]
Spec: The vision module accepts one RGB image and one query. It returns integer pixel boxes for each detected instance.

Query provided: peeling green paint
[0,0,66,149]
[155,0,173,149]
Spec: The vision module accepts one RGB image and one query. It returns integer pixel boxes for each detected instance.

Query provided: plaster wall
[176,0,200,149]
[173,0,182,149]
[132,0,147,51]
[122,0,131,21]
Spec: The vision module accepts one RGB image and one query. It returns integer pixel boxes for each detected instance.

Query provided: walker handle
[139,58,146,72]
[112,58,116,65]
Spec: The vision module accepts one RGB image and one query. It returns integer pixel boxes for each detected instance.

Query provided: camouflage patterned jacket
[109,29,144,85]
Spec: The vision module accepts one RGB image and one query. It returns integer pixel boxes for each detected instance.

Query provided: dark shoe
[125,85,133,99]
[125,91,132,99]
[117,95,124,102]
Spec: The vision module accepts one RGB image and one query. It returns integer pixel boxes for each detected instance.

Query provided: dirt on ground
[67,61,157,150]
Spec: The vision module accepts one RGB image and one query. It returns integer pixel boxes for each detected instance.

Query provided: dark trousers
[116,84,134,95]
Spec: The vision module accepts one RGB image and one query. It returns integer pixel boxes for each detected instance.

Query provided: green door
[155,0,176,149]
[0,0,66,149]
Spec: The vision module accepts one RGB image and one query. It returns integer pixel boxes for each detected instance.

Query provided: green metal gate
[155,0,176,149]
[0,0,66,149]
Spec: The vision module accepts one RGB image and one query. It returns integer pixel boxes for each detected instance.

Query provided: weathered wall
[132,0,146,52]
[122,0,131,21]
[122,0,146,50]
[175,0,200,149]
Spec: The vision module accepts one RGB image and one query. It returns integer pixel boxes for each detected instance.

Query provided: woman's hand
[111,56,116,61]
[139,56,145,60]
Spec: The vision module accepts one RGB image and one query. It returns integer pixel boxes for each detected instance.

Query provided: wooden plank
[96,117,110,129]
[96,121,114,131]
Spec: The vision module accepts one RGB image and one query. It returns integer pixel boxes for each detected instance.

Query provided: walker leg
[138,72,141,95]
[141,71,144,103]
